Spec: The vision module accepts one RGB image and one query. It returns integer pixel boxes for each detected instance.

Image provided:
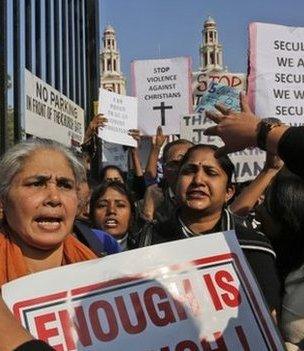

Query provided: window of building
[210,52,215,64]
[107,59,112,71]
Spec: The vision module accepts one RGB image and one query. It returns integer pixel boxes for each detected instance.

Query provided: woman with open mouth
[90,181,146,251]
[0,139,97,287]
[138,144,281,319]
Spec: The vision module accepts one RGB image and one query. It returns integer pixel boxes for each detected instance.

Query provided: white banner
[248,22,304,127]
[2,232,283,351]
[24,69,84,147]
[98,89,138,147]
[131,57,192,135]
[102,141,128,172]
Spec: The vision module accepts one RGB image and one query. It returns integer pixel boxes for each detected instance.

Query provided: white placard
[131,57,192,135]
[98,89,138,147]
[24,69,85,147]
[102,141,128,172]
[2,232,283,351]
[248,22,304,127]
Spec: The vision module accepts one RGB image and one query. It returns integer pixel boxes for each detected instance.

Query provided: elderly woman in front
[0,139,97,286]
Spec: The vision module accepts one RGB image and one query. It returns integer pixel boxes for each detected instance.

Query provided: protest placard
[2,232,283,351]
[98,89,138,147]
[131,57,192,135]
[195,82,241,114]
[102,140,128,171]
[192,71,246,107]
[180,83,265,182]
[25,69,84,147]
[248,22,304,127]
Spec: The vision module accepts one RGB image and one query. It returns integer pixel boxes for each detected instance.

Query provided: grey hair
[0,139,86,201]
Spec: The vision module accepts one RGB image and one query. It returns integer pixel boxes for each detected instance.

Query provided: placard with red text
[2,231,284,351]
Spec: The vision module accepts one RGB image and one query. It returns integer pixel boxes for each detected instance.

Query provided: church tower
[199,16,223,71]
[100,25,126,95]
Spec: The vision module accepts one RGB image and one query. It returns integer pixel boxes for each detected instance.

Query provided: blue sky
[100,0,304,90]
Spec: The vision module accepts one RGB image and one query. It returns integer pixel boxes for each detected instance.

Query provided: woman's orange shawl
[0,232,97,286]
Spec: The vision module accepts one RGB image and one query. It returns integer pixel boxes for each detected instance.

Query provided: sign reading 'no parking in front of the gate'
[131,57,192,135]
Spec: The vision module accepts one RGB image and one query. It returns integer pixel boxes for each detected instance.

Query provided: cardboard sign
[98,89,138,147]
[25,69,84,147]
[102,141,128,172]
[248,22,304,127]
[2,232,283,351]
[192,71,246,107]
[131,57,192,135]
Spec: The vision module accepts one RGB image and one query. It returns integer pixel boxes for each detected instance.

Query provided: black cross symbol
[153,101,173,126]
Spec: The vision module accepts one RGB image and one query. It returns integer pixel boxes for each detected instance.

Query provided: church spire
[100,25,126,95]
[200,16,223,71]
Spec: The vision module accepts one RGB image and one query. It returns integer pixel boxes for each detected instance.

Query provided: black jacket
[131,209,281,312]
[279,126,304,179]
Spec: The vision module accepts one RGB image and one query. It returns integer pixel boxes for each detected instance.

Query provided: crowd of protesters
[1,93,304,350]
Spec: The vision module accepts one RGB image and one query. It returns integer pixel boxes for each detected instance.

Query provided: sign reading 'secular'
[24,69,85,147]
[248,22,304,127]
[131,57,193,135]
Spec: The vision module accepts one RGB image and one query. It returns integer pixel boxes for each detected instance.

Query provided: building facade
[0,0,100,154]
[100,25,126,95]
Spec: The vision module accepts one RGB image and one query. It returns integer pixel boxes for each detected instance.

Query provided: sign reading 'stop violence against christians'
[2,232,284,351]
[248,22,304,126]
[131,57,193,135]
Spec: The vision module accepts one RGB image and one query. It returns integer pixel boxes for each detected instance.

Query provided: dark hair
[162,139,194,164]
[89,181,135,227]
[179,144,235,186]
[265,169,304,277]
[99,165,126,183]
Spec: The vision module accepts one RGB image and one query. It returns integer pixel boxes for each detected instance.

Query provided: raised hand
[128,128,141,142]
[84,114,108,142]
[204,93,260,157]
[152,126,168,149]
